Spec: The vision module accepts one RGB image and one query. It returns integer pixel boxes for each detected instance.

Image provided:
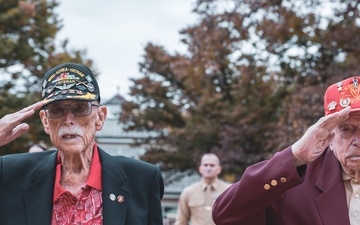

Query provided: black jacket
[0,146,164,225]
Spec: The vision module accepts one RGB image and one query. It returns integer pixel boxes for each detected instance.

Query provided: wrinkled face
[198,154,222,179]
[331,112,360,176]
[39,100,107,154]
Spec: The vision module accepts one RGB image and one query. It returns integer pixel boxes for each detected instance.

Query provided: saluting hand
[291,106,351,166]
[0,101,44,147]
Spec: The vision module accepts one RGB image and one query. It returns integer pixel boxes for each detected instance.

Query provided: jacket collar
[24,148,131,225]
[24,150,57,225]
[98,147,130,225]
[314,148,350,225]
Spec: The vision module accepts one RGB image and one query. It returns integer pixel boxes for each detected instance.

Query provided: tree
[120,0,360,180]
[0,0,95,155]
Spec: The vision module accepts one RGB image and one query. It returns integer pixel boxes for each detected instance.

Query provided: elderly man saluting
[0,62,164,225]
[213,76,360,225]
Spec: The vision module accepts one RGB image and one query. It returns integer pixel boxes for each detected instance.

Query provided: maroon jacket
[212,147,350,225]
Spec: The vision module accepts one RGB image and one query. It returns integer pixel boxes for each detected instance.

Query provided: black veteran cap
[41,62,100,106]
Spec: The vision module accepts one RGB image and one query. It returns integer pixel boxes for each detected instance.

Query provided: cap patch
[324,77,360,115]
[41,63,100,105]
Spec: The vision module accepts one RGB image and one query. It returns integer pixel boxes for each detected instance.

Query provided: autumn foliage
[0,0,94,154]
[120,0,360,180]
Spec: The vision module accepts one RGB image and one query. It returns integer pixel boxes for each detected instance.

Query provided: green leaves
[0,0,93,155]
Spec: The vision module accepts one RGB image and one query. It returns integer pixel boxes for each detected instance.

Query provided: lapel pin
[110,194,116,201]
[117,195,124,203]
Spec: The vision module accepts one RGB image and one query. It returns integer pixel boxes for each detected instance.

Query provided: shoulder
[218,179,231,186]
[97,147,161,174]
[115,155,159,170]
[182,181,201,192]
[1,150,56,164]
[216,179,232,190]
[0,150,57,177]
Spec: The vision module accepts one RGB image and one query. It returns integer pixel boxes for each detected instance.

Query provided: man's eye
[50,106,63,114]
[341,127,349,131]
[340,126,355,133]
[73,104,87,112]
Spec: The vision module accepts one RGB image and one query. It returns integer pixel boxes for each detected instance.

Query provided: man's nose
[352,130,360,145]
[63,106,75,118]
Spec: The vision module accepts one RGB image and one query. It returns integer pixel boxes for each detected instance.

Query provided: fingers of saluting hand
[0,101,44,147]
[312,106,351,140]
[292,106,351,166]
[19,101,44,114]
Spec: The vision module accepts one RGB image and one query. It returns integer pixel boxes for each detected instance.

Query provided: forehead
[201,155,219,165]
[339,112,360,125]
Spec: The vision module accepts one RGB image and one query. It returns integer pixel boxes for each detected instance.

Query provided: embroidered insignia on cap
[42,80,47,88]
[54,83,75,90]
[46,86,54,94]
[328,101,337,111]
[85,75,93,83]
[76,80,94,92]
[66,92,96,100]
[353,79,359,88]
[339,98,351,108]
[337,81,343,92]
[52,72,79,84]
[41,63,100,106]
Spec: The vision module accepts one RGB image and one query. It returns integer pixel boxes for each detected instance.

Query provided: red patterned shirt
[51,144,103,225]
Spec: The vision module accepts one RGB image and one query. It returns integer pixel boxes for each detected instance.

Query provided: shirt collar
[341,166,353,181]
[53,143,102,202]
[201,178,219,191]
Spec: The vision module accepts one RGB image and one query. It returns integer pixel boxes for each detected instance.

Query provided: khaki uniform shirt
[175,179,231,225]
[342,169,360,225]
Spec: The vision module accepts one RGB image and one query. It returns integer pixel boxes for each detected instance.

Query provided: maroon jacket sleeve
[212,147,304,225]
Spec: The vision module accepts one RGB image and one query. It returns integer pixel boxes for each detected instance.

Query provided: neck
[59,150,93,196]
[203,177,217,185]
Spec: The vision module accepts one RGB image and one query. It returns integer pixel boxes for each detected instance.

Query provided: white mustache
[58,126,83,137]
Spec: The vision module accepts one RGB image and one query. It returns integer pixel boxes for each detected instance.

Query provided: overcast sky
[55,0,198,101]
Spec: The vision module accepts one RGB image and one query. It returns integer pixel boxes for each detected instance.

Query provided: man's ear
[39,110,50,135]
[217,165,222,175]
[95,106,107,131]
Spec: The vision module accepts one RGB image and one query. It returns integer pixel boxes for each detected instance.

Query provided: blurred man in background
[175,153,231,225]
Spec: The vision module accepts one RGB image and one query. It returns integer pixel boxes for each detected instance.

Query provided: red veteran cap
[324,76,360,115]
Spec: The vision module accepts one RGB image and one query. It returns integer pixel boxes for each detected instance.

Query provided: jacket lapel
[24,151,57,225]
[99,148,130,225]
[23,149,131,225]
[314,150,350,225]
